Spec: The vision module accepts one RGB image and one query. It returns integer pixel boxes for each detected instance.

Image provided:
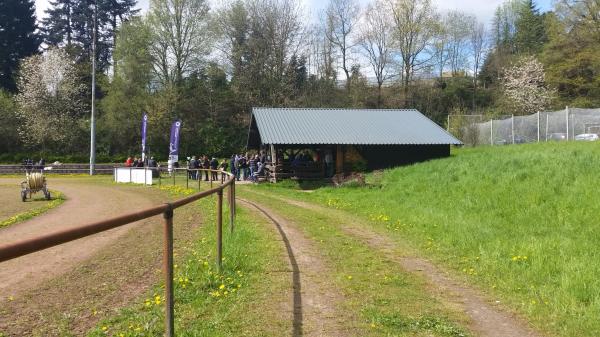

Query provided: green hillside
[257,142,600,336]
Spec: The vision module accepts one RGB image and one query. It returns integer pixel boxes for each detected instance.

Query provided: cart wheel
[21,190,27,202]
[44,190,51,200]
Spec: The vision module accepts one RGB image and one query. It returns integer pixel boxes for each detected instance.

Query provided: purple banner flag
[169,120,182,157]
[141,113,148,160]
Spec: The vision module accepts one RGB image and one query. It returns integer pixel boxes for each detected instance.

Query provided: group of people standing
[230,152,269,182]
[186,156,228,181]
[124,156,157,168]
[121,152,271,183]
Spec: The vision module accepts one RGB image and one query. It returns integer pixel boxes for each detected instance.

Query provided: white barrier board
[114,167,153,185]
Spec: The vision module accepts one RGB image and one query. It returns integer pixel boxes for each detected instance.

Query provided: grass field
[87,184,292,337]
[251,142,600,337]
[0,184,65,228]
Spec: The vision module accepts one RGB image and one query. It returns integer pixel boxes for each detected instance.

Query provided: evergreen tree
[42,0,75,46]
[42,0,138,70]
[0,0,39,92]
[515,0,546,54]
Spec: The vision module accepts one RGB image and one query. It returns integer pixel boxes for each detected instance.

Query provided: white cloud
[432,0,507,25]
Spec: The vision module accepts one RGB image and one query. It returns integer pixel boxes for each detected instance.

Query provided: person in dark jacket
[203,156,210,181]
[249,155,258,178]
[210,157,219,181]
[148,157,158,177]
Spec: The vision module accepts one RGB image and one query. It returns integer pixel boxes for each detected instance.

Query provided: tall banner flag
[141,113,148,162]
[168,120,182,173]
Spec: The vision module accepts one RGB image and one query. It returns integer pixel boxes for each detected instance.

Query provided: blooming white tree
[501,56,555,115]
[16,48,87,151]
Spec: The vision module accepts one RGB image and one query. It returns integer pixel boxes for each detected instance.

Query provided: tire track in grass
[246,191,542,337]
[238,198,349,337]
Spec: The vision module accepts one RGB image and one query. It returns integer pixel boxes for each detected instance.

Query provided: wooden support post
[271,144,277,183]
[336,145,344,174]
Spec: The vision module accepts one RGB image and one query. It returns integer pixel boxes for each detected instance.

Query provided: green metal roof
[250,108,462,145]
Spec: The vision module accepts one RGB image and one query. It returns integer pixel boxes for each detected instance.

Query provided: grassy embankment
[250,141,600,337]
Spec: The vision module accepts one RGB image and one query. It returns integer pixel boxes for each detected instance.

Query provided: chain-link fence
[449,107,600,146]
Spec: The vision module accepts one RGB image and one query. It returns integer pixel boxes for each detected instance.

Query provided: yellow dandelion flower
[101,326,108,331]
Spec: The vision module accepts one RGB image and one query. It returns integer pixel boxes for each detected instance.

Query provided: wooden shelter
[247,108,462,181]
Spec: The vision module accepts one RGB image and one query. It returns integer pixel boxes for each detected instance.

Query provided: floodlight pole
[89,0,97,175]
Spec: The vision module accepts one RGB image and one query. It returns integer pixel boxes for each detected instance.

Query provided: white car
[575,133,599,141]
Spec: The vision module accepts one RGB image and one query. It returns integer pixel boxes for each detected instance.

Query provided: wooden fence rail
[0,169,236,337]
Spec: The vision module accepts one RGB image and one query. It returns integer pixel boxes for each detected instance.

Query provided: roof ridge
[253,107,418,111]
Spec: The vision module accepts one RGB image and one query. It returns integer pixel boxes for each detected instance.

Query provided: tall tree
[470,20,487,110]
[542,5,600,106]
[100,17,152,155]
[43,0,75,46]
[515,0,546,54]
[388,0,437,106]
[215,0,304,106]
[446,10,475,76]
[358,0,394,107]
[325,0,360,91]
[214,0,249,90]
[148,0,211,87]
[0,0,39,92]
[432,17,449,78]
[43,0,138,70]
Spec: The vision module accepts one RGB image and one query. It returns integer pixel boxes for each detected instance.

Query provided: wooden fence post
[162,204,175,337]
[216,189,223,271]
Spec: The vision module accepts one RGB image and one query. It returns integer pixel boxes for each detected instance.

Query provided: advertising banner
[141,113,148,162]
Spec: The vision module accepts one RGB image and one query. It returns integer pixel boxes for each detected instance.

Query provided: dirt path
[246,191,542,337]
[0,184,40,219]
[0,178,156,297]
[238,198,350,337]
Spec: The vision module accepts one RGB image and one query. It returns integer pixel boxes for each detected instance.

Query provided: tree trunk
[403,61,410,108]
[377,82,383,108]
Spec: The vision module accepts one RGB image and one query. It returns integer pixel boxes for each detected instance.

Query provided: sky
[34,0,554,27]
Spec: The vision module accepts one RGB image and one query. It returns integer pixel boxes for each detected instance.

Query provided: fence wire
[450,108,600,146]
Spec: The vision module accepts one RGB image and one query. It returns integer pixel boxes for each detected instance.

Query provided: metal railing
[0,169,236,337]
